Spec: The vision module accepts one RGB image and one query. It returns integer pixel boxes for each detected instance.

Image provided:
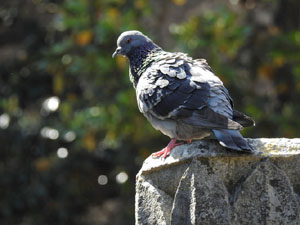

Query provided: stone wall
[135,139,300,225]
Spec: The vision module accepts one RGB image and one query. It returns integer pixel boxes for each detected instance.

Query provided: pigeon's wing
[190,59,255,127]
[136,57,242,130]
[189,59,234,118]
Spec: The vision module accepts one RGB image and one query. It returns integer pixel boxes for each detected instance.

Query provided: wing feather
[136,55,242,130]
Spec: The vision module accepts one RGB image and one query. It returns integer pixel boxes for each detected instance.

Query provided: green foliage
[170,4,300,138]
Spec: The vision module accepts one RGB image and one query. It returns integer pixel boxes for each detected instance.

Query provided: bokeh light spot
[57,147,68,158]
[0,113,10,129]
[89,107,101,116]
[64,131,76,142]
[116,171,128,184]
[43,96,60,112]
[98,175,108,185]
[40,127,59,140]
[62,54,72,65]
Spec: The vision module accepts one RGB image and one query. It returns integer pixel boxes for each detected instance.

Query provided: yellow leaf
[258,64,274,80]
[35,158,51,172]
[67,93,77,102]
[83,132,96,151]
[60,102,72,121]
[76,30,93,46]
[53,72,64,95]
[116,55,128,70]
[135,0,146,9]
[273,56,285,67]
[107,8,120,20]
[268,26,280,36]
[172,0,186,6]
[7,95,19,112]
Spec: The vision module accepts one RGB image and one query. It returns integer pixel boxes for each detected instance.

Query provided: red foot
[186,139,192,144]
[152,138,184,159]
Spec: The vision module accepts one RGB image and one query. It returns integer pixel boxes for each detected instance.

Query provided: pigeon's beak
[112,47,121,58]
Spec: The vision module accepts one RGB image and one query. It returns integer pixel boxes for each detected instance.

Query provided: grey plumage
[113,30,254,153]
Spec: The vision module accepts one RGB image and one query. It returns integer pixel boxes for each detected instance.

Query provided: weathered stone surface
[170,159,231,225]
[135,138,300,225]
[233,160,300,225]
[135,178,173,225]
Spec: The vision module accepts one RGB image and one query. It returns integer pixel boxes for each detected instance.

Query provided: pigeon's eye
[126,38,132,44]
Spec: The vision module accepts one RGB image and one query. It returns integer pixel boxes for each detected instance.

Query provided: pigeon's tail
[213,129,253,152]
[233,110,255,127]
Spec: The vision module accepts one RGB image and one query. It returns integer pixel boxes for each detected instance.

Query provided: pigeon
[113,30,254,158]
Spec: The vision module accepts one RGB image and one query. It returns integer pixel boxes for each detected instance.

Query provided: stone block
[135,139,300,225]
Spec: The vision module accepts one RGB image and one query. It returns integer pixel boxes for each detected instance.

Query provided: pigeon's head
[112,30,154,58]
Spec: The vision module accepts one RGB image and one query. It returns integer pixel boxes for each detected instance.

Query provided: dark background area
[1,0,300,224]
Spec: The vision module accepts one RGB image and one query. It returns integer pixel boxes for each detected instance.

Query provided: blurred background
[1,0,300,224]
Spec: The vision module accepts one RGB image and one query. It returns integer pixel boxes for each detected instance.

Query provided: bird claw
[152,148,168,158]
[186,139,192,144]
[152,139,184,159]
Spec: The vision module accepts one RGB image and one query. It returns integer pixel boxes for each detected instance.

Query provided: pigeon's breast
[144,112,177,138]
[144,112,211,140]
